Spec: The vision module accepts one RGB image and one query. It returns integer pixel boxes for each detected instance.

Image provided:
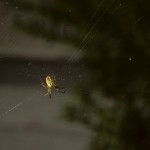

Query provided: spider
[41,75,65,99]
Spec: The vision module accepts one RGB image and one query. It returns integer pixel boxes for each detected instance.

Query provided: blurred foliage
[3,0,150,149]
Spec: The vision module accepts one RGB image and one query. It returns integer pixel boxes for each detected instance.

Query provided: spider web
[1,1,147,150]
[0,0,124,119]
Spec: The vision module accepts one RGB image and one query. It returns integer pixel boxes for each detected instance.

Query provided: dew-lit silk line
[0,100,27,118]
[0,90,41,119]
[62,0,118,77]
[66,0,105,64]
[62,0,106,75]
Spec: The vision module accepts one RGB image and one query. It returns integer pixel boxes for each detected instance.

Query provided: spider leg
[52,72,56,82]
[40,76,47,88]
[55,86,66,93]
[44,92,51,99]
[44,93,48,96]
[42,83,47,88]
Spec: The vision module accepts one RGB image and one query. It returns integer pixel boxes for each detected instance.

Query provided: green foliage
[4,0,150,149]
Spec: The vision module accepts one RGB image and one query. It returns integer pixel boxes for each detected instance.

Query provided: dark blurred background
[0,0,150,150]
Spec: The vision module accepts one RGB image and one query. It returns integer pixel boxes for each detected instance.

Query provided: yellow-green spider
[41,75,65,99]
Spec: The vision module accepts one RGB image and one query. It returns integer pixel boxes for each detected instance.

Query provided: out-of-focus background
[1,0,150,150]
